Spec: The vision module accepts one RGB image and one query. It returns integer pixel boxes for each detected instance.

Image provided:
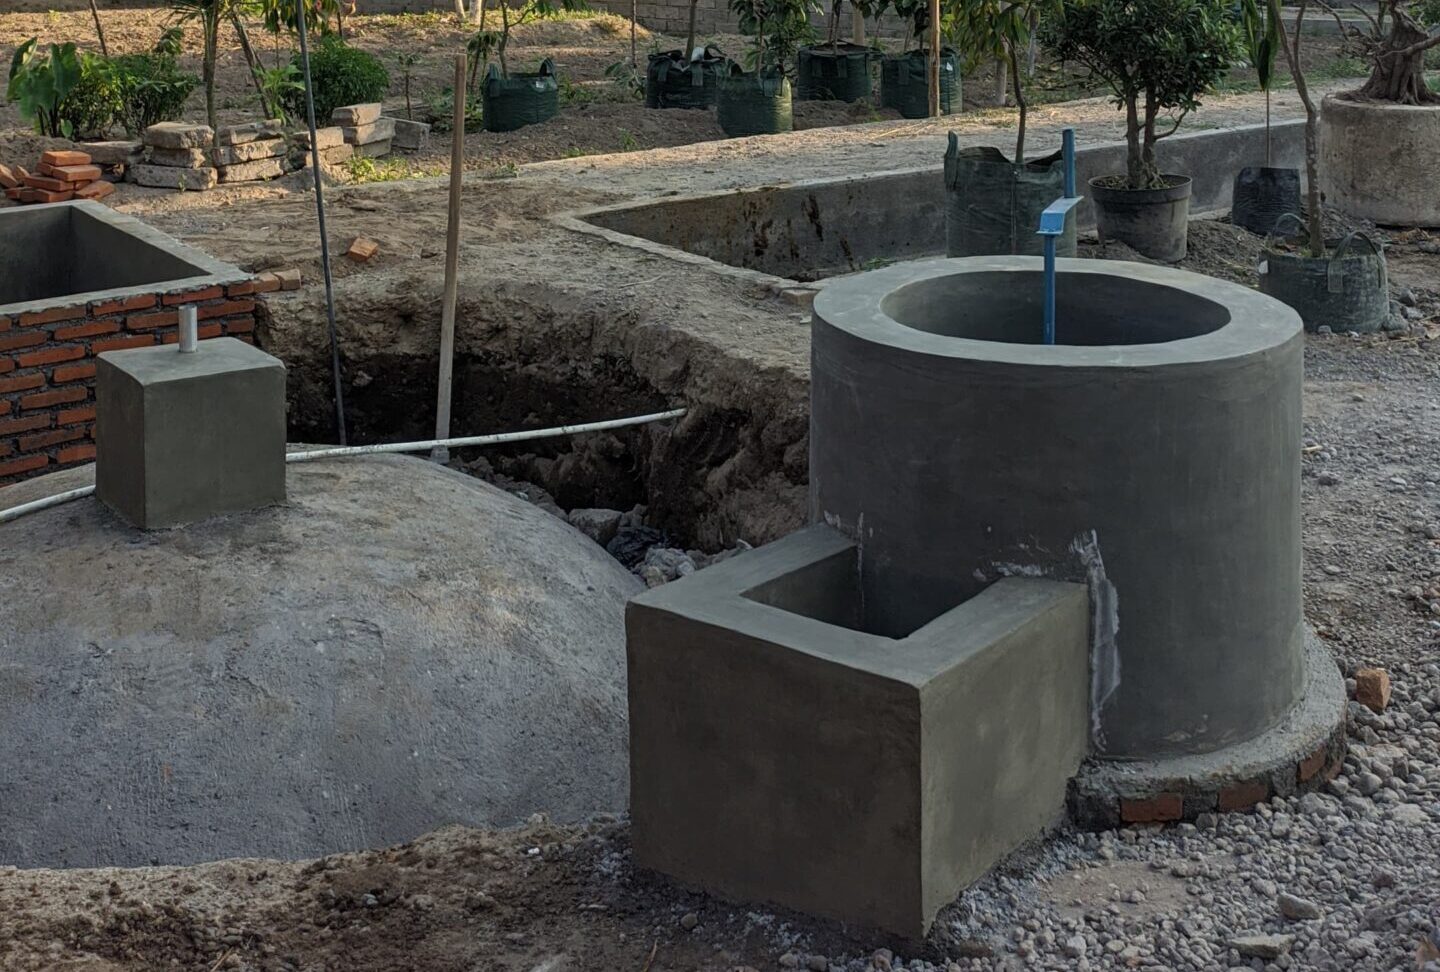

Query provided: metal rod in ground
[927,0,940,117]
[295,0,348,446]
[431,53,467,465]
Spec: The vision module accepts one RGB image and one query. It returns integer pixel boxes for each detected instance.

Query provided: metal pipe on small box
[178,305,198,353]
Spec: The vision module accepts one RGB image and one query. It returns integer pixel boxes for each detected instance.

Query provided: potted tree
[881,0,959,118]
[1230,0,1300,234]
[717,0,816,137]
[945,0,1072,256]
[1318,0,1440,226]
[1256,0,1390,333]
[645,0,732,109]
[481,0,587,131]
[1043,0,1241,262]
[795,0,881,102]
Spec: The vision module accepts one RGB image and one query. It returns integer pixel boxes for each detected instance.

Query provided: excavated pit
[268,284,808,551]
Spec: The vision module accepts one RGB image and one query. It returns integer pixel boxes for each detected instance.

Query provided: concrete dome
[0,455,640,868]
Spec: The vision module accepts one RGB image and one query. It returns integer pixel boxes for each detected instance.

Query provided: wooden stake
[87,0,108,56]
[927,0,941,117]
[432,53,466,464]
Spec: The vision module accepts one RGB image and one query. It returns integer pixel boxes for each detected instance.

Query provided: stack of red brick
[0,149,115,205]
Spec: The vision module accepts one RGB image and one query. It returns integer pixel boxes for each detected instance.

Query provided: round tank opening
[880,270,1231,346]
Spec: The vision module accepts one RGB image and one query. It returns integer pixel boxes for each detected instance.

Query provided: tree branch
[1151,107,1190,141]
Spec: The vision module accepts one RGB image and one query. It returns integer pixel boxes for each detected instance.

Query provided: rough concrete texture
[130,163,219,191]
[217,156,292,183]
[628,525,1089,939]
[1320,94,1440,227]
[810,257,1310,760]
[0,454,640,868]
[96,337,286,529]
[573,120,1305,284]
[0,201,245,314]
[145,122,214,149]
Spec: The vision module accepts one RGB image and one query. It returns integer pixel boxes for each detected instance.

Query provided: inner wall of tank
[880,271,1232,345]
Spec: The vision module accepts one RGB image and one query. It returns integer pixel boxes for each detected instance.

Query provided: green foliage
[343,154,443,182]
[729,0,818,73]
[1238,0,1279,90]
[284,34,389,123]
[1043,0,1242,186]
[256,0,342,35]
[61,52,126,138]
[110,47,199,136]
[1420,0,1440,26]
[604,58,645,98]
[260,63,304,123]
[888,0,953,46]
[7,39,84,137]
[427,85,485,132]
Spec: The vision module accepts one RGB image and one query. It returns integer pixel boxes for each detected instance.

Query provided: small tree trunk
[1008,39,1026,163]
[685,0,699,57]
[87,0,109,57]
[203,13,219,137]
[927,0,941,117]
[630,0,638,65]
[455,0,468,23]
[499,5,510,77]
[992,56,1007,106]
[231,12,274,119]
[1123,95,1143,188]
[1271,0,1324,256]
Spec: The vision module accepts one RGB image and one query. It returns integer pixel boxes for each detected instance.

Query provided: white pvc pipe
[0,408,687,526]
[285,408,688,463]
[0,485,96,525]
[178,305,199,353]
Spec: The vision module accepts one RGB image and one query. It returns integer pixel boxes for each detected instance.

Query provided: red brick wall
[0,278,274,484]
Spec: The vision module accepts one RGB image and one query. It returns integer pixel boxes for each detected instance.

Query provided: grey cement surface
[568,120,1305,287]
[0,201,247,315]
[96,337,286,529]
[0,454,641,868]
[628,524,1089,939]
[809,257,1305,761]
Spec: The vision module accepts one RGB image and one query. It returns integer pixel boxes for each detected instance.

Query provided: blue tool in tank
[1037,128,1082,345]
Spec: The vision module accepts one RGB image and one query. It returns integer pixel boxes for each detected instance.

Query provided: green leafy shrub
[1044,0,1242,188]
[110,50,199,135]
[60,51,125,138]
[8,39,85,137]
[283,35,389,124]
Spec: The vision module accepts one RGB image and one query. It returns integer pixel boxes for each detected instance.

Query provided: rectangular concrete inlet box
[627,525,1091,939]
[0,201,256,485]
[95,337,285,529]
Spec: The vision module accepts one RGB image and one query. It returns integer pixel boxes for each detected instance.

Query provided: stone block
[217,156,289,184]
[214,138,287,166]
[216,119,285,146]
[353,139,393,159]
[146,146,210,168]
[130,164,218,191]
[95,337,286,529]
[145,122,214,149]
[83,140,144,166]
[331,102,383,126]
[293,126,346,151]
[627,525,1090,939]
[341,117,397,146]
[390,117,431,151]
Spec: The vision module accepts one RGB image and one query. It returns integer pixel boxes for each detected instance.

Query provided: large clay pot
[1320,93,1440,227]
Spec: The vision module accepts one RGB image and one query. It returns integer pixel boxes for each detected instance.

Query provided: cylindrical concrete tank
[810,257,1303,760]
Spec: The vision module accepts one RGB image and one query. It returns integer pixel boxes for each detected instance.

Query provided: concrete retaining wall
[577,119,1307,283]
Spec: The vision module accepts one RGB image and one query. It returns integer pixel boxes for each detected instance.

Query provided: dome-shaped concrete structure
[0,455,640,868]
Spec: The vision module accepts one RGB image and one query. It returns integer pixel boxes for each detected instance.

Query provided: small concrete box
[627,525,1090,939]
[95,337,286,529]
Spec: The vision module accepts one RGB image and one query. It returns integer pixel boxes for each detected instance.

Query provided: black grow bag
[1258,222,1389,334]
[880,48,958,119]
[482,58,558,133]
[717,68,792,138]
[1231,165,1302,236]
[944,134,1076,257]
[796,43,877,102]
[645,47,730,109]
